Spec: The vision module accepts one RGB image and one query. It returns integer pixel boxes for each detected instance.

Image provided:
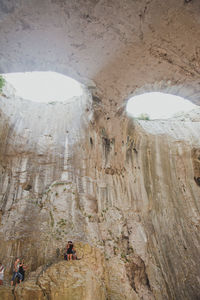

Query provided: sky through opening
[2,71,83,103]
[126,92,197,120]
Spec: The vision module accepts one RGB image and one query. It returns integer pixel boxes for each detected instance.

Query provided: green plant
[49,211,54,227]
[57,218,67,227]
[0,76,5,93]
[52,181,66,187]
[113,245,117,255]
[128,246,134,253]
[121,252,126,259]
[108,229,112,236]
[137,113,150,120]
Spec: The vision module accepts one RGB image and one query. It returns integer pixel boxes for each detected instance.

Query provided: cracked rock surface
[1,1,200,299]
[0,83,200,299]
[1,0,200,104]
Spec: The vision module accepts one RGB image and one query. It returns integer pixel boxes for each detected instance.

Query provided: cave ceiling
[0,0,200,105]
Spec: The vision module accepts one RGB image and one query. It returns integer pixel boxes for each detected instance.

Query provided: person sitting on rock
[64,241,79,260]
[69,241,79,260]
[11,258,23,286]
[0,262,4,285]
[67,241,74,261]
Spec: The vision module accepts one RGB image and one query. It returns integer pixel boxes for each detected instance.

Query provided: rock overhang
[0,0,200,106]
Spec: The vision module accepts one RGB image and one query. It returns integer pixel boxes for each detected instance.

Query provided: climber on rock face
[18,259,27,282]
[11,258,23,286]
[67,241,74,260]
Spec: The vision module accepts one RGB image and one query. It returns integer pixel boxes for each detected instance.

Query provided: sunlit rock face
[0,83,92,268]
[1,0,200,299]
[0,82,200,300]
[14,244,108,300]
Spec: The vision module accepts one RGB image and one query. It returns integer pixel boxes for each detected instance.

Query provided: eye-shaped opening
[126,92,197,120]
[1,71,84,103]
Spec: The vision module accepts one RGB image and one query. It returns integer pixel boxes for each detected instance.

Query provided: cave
[0,1,200,299]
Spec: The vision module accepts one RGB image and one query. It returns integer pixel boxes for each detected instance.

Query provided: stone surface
[1,1,200,299]
[0,286,13,300]
[0,83,200,299]
[14,243,107,300]
[0,0,200,104]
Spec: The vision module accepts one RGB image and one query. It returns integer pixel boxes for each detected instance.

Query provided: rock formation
[0,81,200,299]
[0,0,200,299]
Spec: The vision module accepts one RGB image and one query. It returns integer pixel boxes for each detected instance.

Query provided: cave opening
[126,92,197,120]
[1,71,84,103]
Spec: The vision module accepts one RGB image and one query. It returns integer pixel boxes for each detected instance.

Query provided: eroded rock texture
[1,0,200,299]
[0,85,200,299]
[0,0,200,104]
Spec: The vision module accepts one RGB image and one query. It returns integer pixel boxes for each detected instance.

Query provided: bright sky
[3,71,83,103]
[126,92,197,120]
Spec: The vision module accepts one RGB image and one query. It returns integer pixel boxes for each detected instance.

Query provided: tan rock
[0,286,13,300]
[1,18,200,297]
[14,244,106,300]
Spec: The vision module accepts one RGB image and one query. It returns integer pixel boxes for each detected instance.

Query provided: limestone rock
[1,85,200,299]
[0,286,13,300]
[1,0,200,104]
[1,11,200,296]
[14,243,106,300]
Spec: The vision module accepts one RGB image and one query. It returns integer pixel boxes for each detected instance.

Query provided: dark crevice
[23,183,32,191]
[125,254,152,295]
[92,95,101,104]
[194,176,200,187]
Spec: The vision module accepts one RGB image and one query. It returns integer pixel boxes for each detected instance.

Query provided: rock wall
[0,87,200,299]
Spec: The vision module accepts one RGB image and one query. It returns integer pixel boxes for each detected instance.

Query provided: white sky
[3,71,83,103]
[126,92,197,119]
